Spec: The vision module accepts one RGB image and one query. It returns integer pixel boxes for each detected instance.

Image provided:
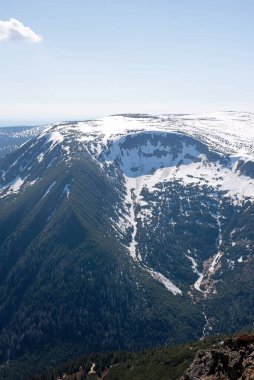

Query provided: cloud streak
[0,18,42,43]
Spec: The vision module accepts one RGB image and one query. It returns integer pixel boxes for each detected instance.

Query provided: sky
[0,0,253,125]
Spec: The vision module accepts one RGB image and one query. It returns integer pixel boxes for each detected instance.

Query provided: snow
[29,112,254,208]
[228,260,235,270]
[124,182,140,261]
[208,209,223,274]
[37,152,44,162]
[47,209,56,222]
[42,181,56,199]
[186,254,205,293]
[194,273,205,293]
[209,252,223,274]
[8,177,24,193]
[88,363,96,375]
[186,253,199,274]
[169,111,254,159]
[27,179,38,187]
[74,113,252,295]
[0,176,25,197]
[100,127,254,296]
[44,131,64,151]
[99,128,254,205]
[192,206,224,294]
[145,266,182,295]
[122,174,181,295]
[2,112,254,295]
[71,112,254,161]
[201,311,213,339]
[62,184,70,198]
[138,156,254,205]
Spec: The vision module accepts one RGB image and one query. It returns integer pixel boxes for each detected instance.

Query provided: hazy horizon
[0,0,253,124]
[1,109,254,128]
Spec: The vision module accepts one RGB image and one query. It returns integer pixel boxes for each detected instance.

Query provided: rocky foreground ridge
[182,335,254,380]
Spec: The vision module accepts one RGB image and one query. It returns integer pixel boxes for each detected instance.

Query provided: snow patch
[37,153,44,162]
[0,176,25,197]
[145,267,182,295]
[44,131,64,151]
[121,174,181,295]
[42,181,56,199]
[62,184,70,198]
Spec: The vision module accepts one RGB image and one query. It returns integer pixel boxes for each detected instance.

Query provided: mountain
[0,125,45,158]
[0,111,254,379]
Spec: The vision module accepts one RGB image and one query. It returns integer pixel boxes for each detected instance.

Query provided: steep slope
[0,112,254,378]
[0,122,202,367]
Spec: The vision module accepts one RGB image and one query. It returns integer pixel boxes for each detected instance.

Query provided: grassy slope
[27,335,226,380]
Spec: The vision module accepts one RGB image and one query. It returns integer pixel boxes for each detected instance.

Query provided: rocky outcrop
[181,335,254,380]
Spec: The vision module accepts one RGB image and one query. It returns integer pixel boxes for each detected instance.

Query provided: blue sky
[0,0,253,125]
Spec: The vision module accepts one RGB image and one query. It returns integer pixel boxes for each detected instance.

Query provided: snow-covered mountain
[1,112,254,290]
[0,111,254,365]
[0,125,45,158]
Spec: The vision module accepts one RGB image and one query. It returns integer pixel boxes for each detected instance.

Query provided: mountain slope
[0,124,202,364]
[0,112,254,378]
[28,334,254,380]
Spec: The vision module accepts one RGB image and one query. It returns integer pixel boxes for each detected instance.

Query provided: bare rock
[181,336,254,380]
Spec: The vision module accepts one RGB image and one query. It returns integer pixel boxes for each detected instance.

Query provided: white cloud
[0,18,42,43]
